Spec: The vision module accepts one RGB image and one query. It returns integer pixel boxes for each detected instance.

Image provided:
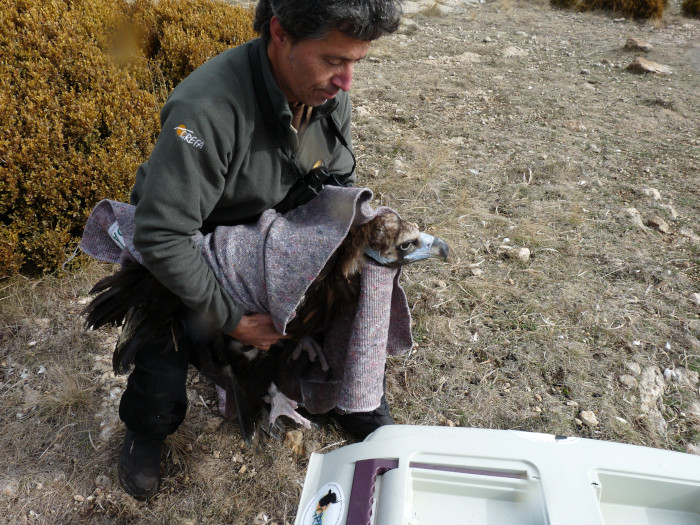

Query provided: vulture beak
[404,232,450,263]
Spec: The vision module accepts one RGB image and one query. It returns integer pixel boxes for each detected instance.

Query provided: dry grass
[2,0,700,523]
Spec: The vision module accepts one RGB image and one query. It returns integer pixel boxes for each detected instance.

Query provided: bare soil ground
[1,1,699,523]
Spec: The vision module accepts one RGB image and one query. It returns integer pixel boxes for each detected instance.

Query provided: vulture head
[364,213,449,267]
[334,211,449,280]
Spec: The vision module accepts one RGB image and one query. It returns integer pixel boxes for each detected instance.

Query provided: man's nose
[331,62,354,92]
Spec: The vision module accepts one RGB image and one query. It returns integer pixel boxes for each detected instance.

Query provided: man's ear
[269,16,290,47]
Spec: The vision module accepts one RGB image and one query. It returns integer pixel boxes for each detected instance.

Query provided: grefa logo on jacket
[174,124,204,149]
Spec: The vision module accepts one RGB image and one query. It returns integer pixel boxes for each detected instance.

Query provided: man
[119,0,403,500]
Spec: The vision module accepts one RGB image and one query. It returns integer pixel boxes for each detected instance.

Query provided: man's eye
[327,59,342,66]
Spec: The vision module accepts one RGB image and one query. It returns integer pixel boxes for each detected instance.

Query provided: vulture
[82,187,449,445]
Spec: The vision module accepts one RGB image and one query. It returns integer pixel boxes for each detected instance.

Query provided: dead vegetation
[1,0,699,523]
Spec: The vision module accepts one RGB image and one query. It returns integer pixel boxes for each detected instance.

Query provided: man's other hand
[229,313,290,350]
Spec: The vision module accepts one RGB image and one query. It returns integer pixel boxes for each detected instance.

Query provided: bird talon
[290,336,330,372]
[267,382,312,430]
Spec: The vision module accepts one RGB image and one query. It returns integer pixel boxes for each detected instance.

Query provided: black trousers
[119,328,194,441]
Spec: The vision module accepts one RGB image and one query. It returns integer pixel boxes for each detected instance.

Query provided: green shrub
[681,0,700,17]
[550,0,580,9]
[0,0,256,275]
[550,0,666,18]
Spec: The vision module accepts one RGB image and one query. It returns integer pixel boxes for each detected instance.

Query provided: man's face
[269,23,371,107]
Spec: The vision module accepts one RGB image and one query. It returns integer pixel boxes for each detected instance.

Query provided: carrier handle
[346,458,399,525]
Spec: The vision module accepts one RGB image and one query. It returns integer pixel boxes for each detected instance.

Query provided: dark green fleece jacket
[130,38,355,334]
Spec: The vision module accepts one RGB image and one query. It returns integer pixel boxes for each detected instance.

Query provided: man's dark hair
[254,0,403,41]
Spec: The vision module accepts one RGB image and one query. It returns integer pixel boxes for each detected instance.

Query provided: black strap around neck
[248,39,298,173]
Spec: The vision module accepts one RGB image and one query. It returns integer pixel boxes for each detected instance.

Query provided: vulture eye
[399,241,415,251]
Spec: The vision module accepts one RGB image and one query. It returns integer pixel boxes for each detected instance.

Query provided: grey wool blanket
[80,186,413,413]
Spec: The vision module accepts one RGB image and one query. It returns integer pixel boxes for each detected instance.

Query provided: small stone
[534,406,542,413]
[498,246,530,262]
[238,465,248,475]
[73,495,85,503]
[624,208,649,232]
[579,410,599,427]
[686,443,700,455]
[213,450,220,459]
[398,19,419,36]
[691,293,700,306]
[284,430,305,457]
[94,475,111,489]
[619,374,638,389]
[687,402,700,424]
[656,203,678,220]
[452,52,481,65]
[203,417,225,434]
[563,120,587,131]
[3,481,18,497]
[625,362,642,376]
[627,57,672,75]
[438,414,456,427]
[624,38,653,52]
[641,188,661,200]
[253,512,270,525]
[354,106,370,118]
[503,46,528,58]
[680,228,700,243]
[647,216,670,233]
[566,401,579,407]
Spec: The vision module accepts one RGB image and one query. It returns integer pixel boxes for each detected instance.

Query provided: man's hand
[229,313,290,350]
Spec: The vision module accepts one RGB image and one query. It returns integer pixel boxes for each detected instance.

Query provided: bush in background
[550,0,667,18]
[681,0,700,17]
[550,0,580,9]
[0,0,255,275]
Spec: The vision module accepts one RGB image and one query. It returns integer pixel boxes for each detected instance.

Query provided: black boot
[118,428,163,500]
[335,391,395,439]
